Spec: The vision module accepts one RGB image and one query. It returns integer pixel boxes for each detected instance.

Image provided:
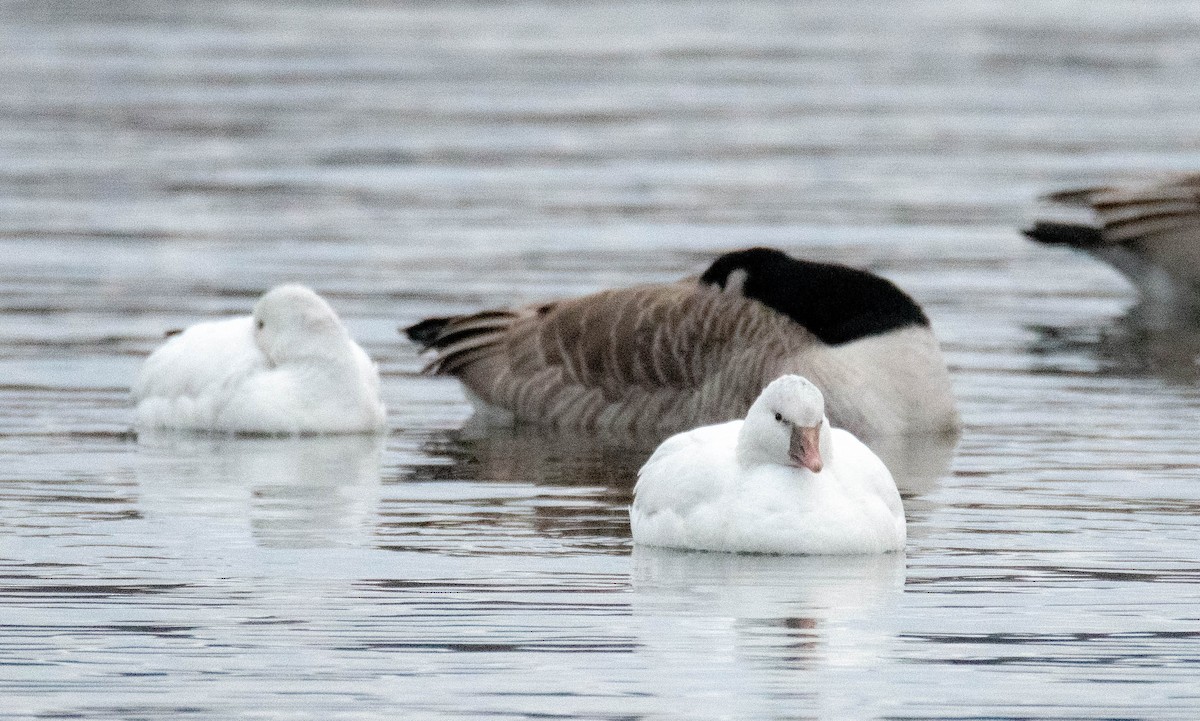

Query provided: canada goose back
[405,248,959,442]
[424,282,800,437]
[779,324,957,441]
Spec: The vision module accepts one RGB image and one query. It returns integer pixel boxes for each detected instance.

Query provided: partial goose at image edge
[1024,175,1200,326]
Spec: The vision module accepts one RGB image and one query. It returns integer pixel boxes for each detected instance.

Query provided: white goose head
[737,375,831,473]
[252,284,347,366]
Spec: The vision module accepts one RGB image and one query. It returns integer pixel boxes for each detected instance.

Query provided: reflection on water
[452,422,649,493]
[630,549,906,716]
[868,432,958,497]
[376,425,640,556]
[461,413,958,498]
[1029,312,1200,382]
[633,547,905,619]
[135,432,384,549]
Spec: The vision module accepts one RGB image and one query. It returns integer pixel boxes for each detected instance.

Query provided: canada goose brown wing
[403,247,953,438]
[1026,174,1200,247]
[510,281,796,397]
[407,280,805,433]
[1089,174,1200,244]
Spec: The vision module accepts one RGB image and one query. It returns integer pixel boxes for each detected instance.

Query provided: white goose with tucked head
[133,284,386,435]
[630,375,905,555]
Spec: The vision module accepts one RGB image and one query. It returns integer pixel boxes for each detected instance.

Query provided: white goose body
[133,285,386,435]
[630,375,905,555]
[405,247,959,444]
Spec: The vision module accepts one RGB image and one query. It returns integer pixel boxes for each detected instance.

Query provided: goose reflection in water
[457,412,956,496]
[134,433,384,549]
[396,419,954,554]
[1028,312,1200,383]
[632,547,905,677]
[389,425,645,554]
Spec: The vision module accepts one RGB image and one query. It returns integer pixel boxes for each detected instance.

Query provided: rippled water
[4,1,1200,719]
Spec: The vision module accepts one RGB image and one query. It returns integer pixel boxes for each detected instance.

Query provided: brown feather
[417,281,811,435]
[1060,175,1200,245]
[406,265,959,440]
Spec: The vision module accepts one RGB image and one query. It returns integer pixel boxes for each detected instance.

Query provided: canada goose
[404,247,958,443]
[630,375,905,555]
[1024,175,1200,318]
[134,284,386,434]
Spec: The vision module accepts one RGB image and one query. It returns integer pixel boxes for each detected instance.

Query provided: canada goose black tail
[401,311,521,374]
[404,317,453,347]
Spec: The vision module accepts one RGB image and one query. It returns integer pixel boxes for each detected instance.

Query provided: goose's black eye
[774,412,783,422]
[256,319,265,330]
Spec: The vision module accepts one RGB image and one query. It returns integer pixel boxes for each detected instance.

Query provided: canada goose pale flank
[134,284,387,434]
[1024,175,1200,319]
[629,375,906,555]
[404,247,959,443]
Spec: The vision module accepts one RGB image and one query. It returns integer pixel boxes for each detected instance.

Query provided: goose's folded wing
[133,316,263,401]
[1026,175,1200,247]
[420,281,797,400]
[633,421,741,518]
[521,283,745,394]
[1089,174,1200,244]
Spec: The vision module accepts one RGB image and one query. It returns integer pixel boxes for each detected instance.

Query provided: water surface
[3,1,1200,719]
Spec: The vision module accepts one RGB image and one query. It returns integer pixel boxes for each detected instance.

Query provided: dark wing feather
[404,280,808,433]
[1028,174,1200,247]
[1092,175,1200,243]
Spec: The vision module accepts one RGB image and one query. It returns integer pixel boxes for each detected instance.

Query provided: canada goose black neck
[699,247,930,346]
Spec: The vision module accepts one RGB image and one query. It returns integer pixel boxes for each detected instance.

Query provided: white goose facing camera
[630,375,905,555]
[133,284,386,435]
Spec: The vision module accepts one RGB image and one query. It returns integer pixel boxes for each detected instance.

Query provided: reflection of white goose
[631,546,905,716]
[631,375,906,555]
[134,433,384,549]
[632,546,905,618]
[133,284,386,434]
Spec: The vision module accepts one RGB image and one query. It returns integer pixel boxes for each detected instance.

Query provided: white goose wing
[828,428,905,521]
[133,316,264,402]
[632,420,742,520]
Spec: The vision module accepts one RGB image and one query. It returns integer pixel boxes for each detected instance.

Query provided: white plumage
[133,284,386,434]
[630,375,905,555]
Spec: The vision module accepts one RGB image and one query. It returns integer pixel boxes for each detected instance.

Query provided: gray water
[4,1,1200,718]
